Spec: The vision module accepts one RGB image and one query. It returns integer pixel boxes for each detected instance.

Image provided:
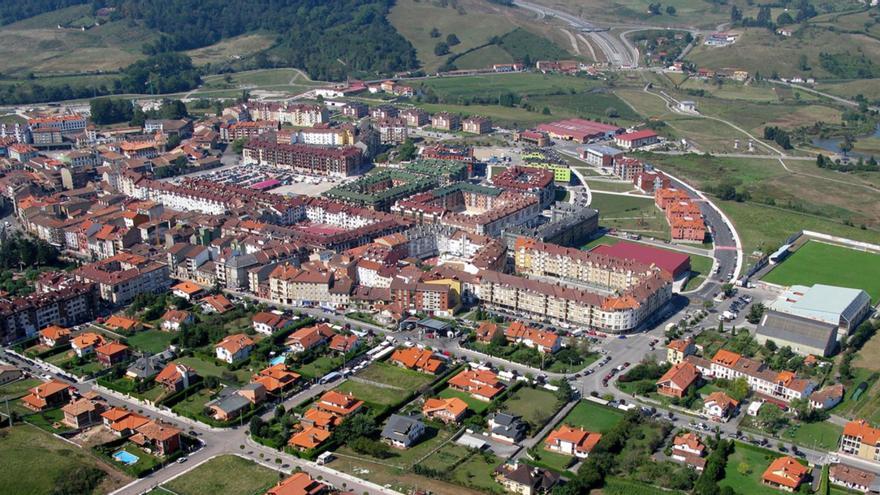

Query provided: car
[188,430,198,436]
[177,457,188,464]
[623,362,631,368]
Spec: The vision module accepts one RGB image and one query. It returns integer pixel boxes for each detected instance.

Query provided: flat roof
[771,284,871,325]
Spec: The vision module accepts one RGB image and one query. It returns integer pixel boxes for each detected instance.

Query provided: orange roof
[390,347,444,373]
[475,322,500,341]
[156,362,194,385]
[762,456,809,489]
[101,407,131,422]
[95,342,129,357]
[71,332,104,349]
[102,408,149,432]
[172,281,203,295]
[104,315,139,331]
[161,309,191,323]
[706,391,739,409]
[448,369,505,399]
[286,324,334,350]
[302,408,340,429]
[328,334,358,352]
[266,472,327,495]
[253,364,300,393]
[62,397,100,416]
[201,294,234,313]
[135,420,181,442]
[316,390,363,417]
[40,325,70,341]
[667,338,693,353]
[673,433,704,452]
[843,419,880,445]
[288,426,331,449]
[657,362,699,391]
[216,334,254,355]
[545,425,602,455]
[423,397,468,418]
[711,349,742,367]
[504,322,559,350]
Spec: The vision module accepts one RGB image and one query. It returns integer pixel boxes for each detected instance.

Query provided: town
[1,1,880,495]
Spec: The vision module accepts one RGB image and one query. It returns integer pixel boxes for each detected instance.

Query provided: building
[200,294,234,314]
[494,462,559,495]
[253,364,300,396]
[488,412,528,443]
[810,384,845,410]
[756,310,838,357]
[829,463,879,493]
[475,321,502,343]
[590,240,691,280]
[671,433,706,471]
[155,362,197,392]
[536,119,621,143]
[161,309,193,331]
[269,266,334,307]
[381,414,426,449]
[286,323,334,353]
[370,105,398,120]
[243,140,362,177]
[710,349,815,403]
[462,117,492,135]
[62,396,106,428]
[762,456,809,492]
[0,282,99,344]
[611,157,644,181]
[448,368,506,401]
[666,337,696,364]
[702,391,739,421]
[431,112,460,131]
[313,390,364,419]
[390,279,455,317]
[504,322,560,354]
[71,332,105,357]
[491,166,556,208]
[248,102,328,126]
[252,311,292,335]
[130,420,182,456]
[215,334,255,363]
[401,108,429,127]
[769,284,872,337]
[389,347,444,374]
[544,425,602,458]
[614,130,660,149]
[207,393,252,422]
[513,130,549,147]
[265,472,328,495]
[39,325,71,348]
[634,170,671,194]
[422,397,468,424]
[840,420,880,463]
[580,145,623,167]
[657,361,700,398]
[342,102,368,119]
[95,342,130,367]
[377,118,408,144]
[21,380,71,411]
[171,281,204,301]
[74,253,170,306]
[0,365,22,385]
[28,114,87,134]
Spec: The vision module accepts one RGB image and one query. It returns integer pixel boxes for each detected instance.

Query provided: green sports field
[762,241,880,302]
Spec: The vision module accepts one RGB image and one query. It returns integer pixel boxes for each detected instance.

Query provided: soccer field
[762,241,880,302]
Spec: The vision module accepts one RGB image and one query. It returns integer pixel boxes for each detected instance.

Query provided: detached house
[252,311,292,335]
[702,391,739,421]
[671,433,706,471]
[253,363,300,396]
[155,362,198,392]
[200,294,234,314]
[381,414,426,449]
[62,396,106,428]
[422,397,468,424]
[215,334,255,363]
[389,347,444,374]
[504,322,560,354]
[544,425,602,458]
[21,380,71,411]
[39,325,71,348]
[71,332,105,357]
[160,309,193,331]
[95,342,130,367]
[494,462,559,495]
[762,456,809,492]
[448,369,506,401]
[286,323,334,353]
[656,361,700,398]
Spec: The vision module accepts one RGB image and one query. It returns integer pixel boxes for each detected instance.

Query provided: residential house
[200,294,234,314]
[215,333,255,364]
[104,315,140,333]
[62,396,106,428]
[839,420,880,463]
[762,456,809,492]
[0,365,22,385]
[95,342,130,367]
[100,407,150,436]
[810,384,845,410]
[666,337,695,364]
[155,362,198,392]
[671,433,706,471]
[130,420,182,456]
[207,393,251,422]
[39,325,71,348]
[422,397,468,424]
[265,472,328,495]
[702,391,739,421]
[71,332,105,357]
[504,322,560,353]
[252,311,292,335]
[475,322,502,344]
[389,347,444,374]
[656,361,700,398]
[160,309,193,331]
[829,463,878,493]
[253,364,300,396]
[171,281,204,301]
[494,462,559,495]
[544,425,602,458]
[448,368,505,401]
[286,323,334,353]
[126,350,175,381]
[381,414,426,449]
[288,426,332,452]
[239,382,267,405]
[313,390,364,419]
[328,333,359,354]
[488,412,527,443]
[709,349,815,403]
[21,380,71,411]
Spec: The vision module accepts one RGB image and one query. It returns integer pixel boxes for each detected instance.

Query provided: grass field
[455,45,514,70]
[163,455,278,495]
[335,380,402,408]
[762,241,880,301]
[175,356,251,385]
[719,442,791,495]
[438,387,490,413]
[452,453,505,494]
[184,34,275,66]
[126,330,176,354]
[0,424,130,494]
[415,72,597,101]
[0,378,41,400]
[295,355,342,380]
[170,388,216,419]
[855,334,880,372]
[589,192,671,240]
[501,387,559,429]
[781,421,843,452]
[356,361,435,392]
[560,401,624,433]
[420,442,474,472]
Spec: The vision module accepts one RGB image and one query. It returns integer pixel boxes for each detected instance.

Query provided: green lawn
[762,241,880,302]
[170,388,216,418]
[529,447,575,473]
[782,421,843,452]
[356,361,435,392]
[502,387,560,429]
[175,356,250,385]
[295,355,342,380]
[560,401,624,433]
[0,378,42,399]
[421,443,473,472]
[452,453,505,494]
[438,387,490,414]
[590,192,670,240]
[335,380,402,408]
[109,444,162,477]
[719,442,793,495]
[0,425,130,494]
[162,455,278,495]
[126,330,176,354]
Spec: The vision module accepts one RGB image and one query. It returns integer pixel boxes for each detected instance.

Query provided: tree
[397,139,416,161]
[158,99,189,119]
[430,27,441,38]
[604,106,619,118]
[737,462,751,475]
[728,377,750,401]
[90,98,134,125]
[231,138,247,154]
[776,12,794,25]
[434,42,450,56]
[731,5,743,23]
[666,5,676,15]
[746,303,766,324]
[542,106,551,115]
[446,33,460,46]
[839,134,855,156]
[757,404,787,430]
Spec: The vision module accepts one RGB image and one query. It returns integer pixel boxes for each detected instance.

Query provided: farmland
[162,455,278,495]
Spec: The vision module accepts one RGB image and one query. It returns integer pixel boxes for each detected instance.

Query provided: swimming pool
[269,354,287,366]
[113,450,139,465]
